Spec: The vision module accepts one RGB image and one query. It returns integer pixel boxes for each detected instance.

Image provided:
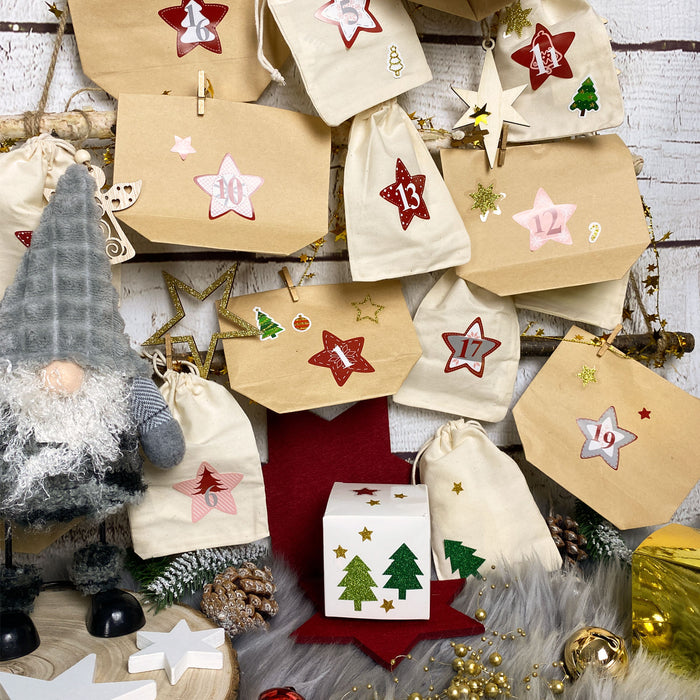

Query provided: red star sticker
[173,461,243,522]
[158,0,228,58]
[308,330,375,387]
[314,0,382,49]
[442,317,501,378]
[292,579,484,668]
[379,158,430,231]
[639,408,651,419]
[353,487,377,495]
[511,23,575,91]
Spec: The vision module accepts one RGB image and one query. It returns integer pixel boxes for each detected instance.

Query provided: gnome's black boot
[0,564,41,660]
[70,543,145,638]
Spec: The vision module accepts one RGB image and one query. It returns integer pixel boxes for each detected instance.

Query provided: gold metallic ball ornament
[452,658,466,672]
[465,661,480,676]
[407,693,423,700]
[488,652,502,667]
[563,626,629,680]
[446,685,461,699]
[484,681,500,697]
[455,643,468,657]
[549,679,565,695]
[475,608,487,622]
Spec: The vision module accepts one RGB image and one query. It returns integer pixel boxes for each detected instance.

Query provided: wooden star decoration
[351,294,385,324]
[469,182,503,219]
[501,0,532,38]
[452,48,529,168]
[577,365,597,386]
[141,263,259,379]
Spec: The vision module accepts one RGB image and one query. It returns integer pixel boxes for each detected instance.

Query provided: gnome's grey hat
[0,164,149,377]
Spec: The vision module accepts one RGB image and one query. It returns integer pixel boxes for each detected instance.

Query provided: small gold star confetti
[46,2,63,19]
[470,104,491,127]
[577,365,597,386]
[351,294,385,324]
[502,0,532,38]
[452,482,464,495]
[359,527,373,541]
[574,334,584,341]
[367,499,380,506]
[380,599,395,613]
[534,328,545,337]
[394,493,407,499]
[334,228,347,242]
[469,183,503,218]
[333,545,348,558]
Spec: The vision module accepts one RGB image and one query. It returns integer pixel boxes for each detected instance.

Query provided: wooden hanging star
[452,48,529,168]
[142,263,259,379]
[501,0,532,38]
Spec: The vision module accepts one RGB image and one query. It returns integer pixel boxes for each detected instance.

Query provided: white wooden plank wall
[0,1,698,519]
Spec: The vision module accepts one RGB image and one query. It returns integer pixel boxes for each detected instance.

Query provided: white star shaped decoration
[577,406,637,471]
[128,618,226,685]
[0,654,156,700]
[170,135,197,160]
[452,48,529,168]
[194,153,264,220]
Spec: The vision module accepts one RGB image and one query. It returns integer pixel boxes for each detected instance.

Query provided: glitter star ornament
[511,23,575,91]
[577,406,637,471]
[173,461,244,522]
[512,187,577,251]
[469,182,503,221]
[501,0,532,38]
[308,330,375,386]
[452,48,528,168]
[171,135,196,160]
[0,654,156,700]
[577,365,597,386]
[379,158,430,230]
[128,619,226,685]
[442,317,501,377]
[314,0,382,49]
[194,153,264,220]
[158,0,229,57]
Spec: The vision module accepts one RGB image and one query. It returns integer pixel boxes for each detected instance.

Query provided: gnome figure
[0,164,185,650]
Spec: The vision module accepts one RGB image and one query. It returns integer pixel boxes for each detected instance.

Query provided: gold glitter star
[452,482,464,495]
[351,294,385,324]
[574,334,584,341]
[46,2,64,19]
[380,599,395,613]
[469,183,503,218]
[333,545,348,558]
[394,493,407,499]
[577,365,598,386]
[367,499,381,506]
[359,527,373,541]
[142,264,259,379]
[502,0,533,38]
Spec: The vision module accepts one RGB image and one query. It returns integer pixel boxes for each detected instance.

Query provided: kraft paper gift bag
[0,135,77,300]
[129,361,269,559]
[113,93,331,254]
[394,269,518,422]
[417,0,510,20]
[345,100,471,281]
[513,327,700,530]
[441,134,649,296]
[69,0,288,101]
[265,0,432,126]
[220,279,422,413]
[493,0,623,142]
[413,419,562,579]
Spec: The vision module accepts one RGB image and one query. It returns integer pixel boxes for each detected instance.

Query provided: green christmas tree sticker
[383,543,424,600]
[338,555,378,611]
[254,306,285,341]
[444,539,485,578]
[569,77,600,117]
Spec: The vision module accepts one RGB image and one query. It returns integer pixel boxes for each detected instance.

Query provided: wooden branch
[0,108,116,141]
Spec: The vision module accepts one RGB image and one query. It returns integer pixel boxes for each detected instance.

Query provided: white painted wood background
[0,0,698,528]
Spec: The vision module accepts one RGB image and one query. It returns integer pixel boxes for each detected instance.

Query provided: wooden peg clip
[597,323,623,357]
[279,266,299,302]
[197,70,207,116]
[164,333,174,370]
[497,123,509,167]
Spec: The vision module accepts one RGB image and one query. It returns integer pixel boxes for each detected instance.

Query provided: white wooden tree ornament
[128,618,226,685]
[0,653,157,700]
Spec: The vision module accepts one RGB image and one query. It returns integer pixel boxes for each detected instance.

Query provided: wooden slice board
[0,589,238,699]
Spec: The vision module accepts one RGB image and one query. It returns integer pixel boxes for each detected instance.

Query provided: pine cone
[547,514,588,565]
[201,562,279,637]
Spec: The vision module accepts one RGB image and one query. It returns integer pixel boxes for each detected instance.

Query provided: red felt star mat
[292,579,484,669]
[263,398,412,580]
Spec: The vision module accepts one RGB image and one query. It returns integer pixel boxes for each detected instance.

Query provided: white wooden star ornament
[128,618,226,685]
[0,654,156,700]
[452,47,529,169]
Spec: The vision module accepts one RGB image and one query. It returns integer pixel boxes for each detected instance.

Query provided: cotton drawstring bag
[345,100,471,282]
[128,357,269,559]
[418,0,510,20]
[263,0,432,126]
[393,269,518,422]
[493,0,623,142]
[413,419,562,580]
[0,135,76,300]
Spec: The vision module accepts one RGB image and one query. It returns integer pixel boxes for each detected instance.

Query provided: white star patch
[577,406,637,470]
[170,135,196,160]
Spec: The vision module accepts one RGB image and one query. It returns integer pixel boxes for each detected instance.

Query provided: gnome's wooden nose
[42,360,85,393]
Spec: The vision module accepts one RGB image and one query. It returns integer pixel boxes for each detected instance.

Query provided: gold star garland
[142,263,260,379]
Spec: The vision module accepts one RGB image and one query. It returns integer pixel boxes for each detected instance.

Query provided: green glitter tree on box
[383,543,423,600]
[338,555,377,611]
[570,77,600,117]
[255,306,285,340]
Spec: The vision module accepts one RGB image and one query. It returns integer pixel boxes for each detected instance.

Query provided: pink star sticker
[173,461,244,522]
[171,135,197,160]
[512,187,576,251]
[314,0,382,49]
[194,153,264,220]
[308,330,375,387]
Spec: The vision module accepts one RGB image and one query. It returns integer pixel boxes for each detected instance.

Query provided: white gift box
[323,482,431,620]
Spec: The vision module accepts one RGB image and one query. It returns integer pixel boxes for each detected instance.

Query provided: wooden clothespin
[197,70,207,116]
[164,333,174,370]
[279,266,299,302]
[497,123,509,167]
[597,323,623,357]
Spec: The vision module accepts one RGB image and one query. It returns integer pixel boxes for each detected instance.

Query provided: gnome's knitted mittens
[70,543,124,595]
[130,377,185,469]
[0,564,42,613]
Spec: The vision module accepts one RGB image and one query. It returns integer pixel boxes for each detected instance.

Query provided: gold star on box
[358,527,373,541]
[351,294,385,324]
[577,365,598,386]
[394,493,407,499]
[333,545,348,558]
[452,482,464,495]
[470,183,503,218]
[367,499,381,506]
[380,599,395,613]
[501,0,533,38]
[142,264,259,379]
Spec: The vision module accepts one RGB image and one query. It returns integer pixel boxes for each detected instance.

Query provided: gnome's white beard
[0,362,133,508]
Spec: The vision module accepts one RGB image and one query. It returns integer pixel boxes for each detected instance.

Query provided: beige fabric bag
[394,269,518,422]
[129,361,269,559]
[345,100,471,282]
[265,0,432,126]
[413,419,562,579]
[418,0,510,20]
[494,0,623,142]
[0,135,76,300]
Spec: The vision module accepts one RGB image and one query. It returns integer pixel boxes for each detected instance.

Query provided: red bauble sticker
[510,23,575,91]
[158,0,229,58]
[292,313,311,332]
[379,158,429,231]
